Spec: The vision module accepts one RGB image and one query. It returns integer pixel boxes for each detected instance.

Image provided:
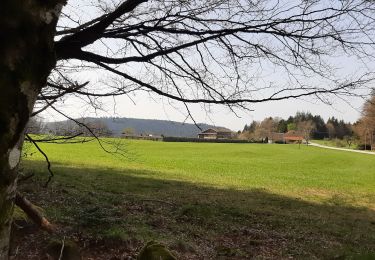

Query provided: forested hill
[44,117,222,137]
[98,117,217,137]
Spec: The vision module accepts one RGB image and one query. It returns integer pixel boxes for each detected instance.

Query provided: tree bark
[0,1,63,259]
[15,192,55,233]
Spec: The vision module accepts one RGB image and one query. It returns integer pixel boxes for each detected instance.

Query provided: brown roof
[201,127,232,134]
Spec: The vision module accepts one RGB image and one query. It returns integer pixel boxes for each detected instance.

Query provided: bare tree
[297,120,316,144]
[252,117,279,141]
[326,122,336,139]
[25,117,44,135]
[354,91,375,149]
[2,0,375,257]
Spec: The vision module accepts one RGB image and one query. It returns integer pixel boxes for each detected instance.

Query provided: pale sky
[42,0,374,131]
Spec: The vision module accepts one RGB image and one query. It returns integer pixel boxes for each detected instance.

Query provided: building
[198,128,233,139]
[284,130,304,143]
[269,130,304,143]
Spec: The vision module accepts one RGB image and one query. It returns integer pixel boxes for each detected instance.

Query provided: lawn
[13,139,375,259]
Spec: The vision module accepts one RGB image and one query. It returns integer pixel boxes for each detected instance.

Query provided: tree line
[241,113,352,140]
[26,118,112,137]
[355,90,375,149]
[240,92,375,149]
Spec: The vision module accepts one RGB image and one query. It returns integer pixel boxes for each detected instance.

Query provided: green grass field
[17,139,375,259]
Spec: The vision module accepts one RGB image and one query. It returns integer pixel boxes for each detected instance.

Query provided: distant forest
[241,112,352,140]
[240,91,375,149]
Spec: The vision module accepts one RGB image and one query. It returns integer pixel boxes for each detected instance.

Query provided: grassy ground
[13,139,375,259]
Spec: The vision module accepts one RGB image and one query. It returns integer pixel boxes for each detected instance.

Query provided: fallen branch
[15,192,55,233]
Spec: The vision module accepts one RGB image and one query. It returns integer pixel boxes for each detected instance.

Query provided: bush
[335,139,346,148]
[357,144,372,150]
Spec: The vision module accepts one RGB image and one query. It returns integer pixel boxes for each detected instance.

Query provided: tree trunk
[0,1,63,259]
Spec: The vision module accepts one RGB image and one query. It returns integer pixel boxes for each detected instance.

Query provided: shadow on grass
[14,160,375,259]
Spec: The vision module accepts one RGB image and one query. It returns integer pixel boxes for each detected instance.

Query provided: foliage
[277,119,288,133]
[242,112,354,140]
[311,139,359,150]
[240,117,280,141]
[123,127,135,135]
[47,118,112,137]
[287,122,297,131]
[326,117,353,139]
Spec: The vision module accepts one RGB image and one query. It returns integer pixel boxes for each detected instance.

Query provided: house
[283,130,304,143]
[269,131,304,143]
[198,128,233,139]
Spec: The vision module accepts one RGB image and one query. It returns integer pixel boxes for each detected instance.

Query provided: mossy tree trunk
[0,1,63,259]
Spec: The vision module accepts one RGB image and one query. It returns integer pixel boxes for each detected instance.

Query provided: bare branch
[25,134,54,188]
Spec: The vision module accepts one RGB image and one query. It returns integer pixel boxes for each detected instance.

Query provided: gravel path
[308,142,375,155]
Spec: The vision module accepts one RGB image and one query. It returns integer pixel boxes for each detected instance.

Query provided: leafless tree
[354,90,375,148]
[251,117,279,141]
[25,117,44,135]
[326,122,336,139]
[2,0,375,257]
[297,120,316,144]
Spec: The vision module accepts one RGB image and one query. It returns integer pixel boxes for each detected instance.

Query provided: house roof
[269,131,304,141]
[201,127,232,134]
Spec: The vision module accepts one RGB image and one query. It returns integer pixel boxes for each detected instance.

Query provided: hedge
[162,137,264,143]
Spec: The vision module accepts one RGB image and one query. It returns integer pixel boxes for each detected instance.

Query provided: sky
[43,0,374,131]
[41,89,367,132]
